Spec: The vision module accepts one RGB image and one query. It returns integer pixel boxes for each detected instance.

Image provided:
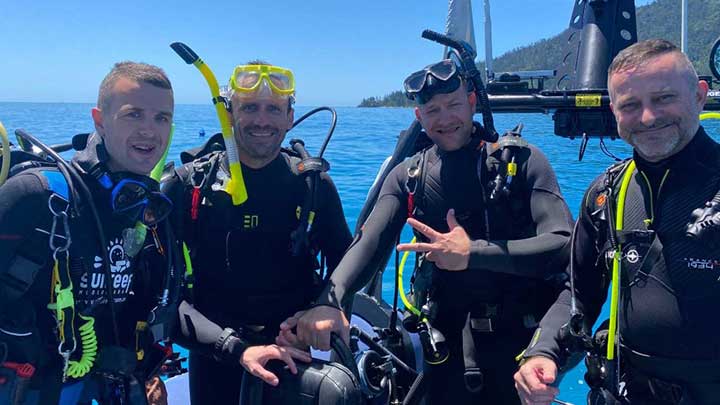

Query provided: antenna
[483,0,494,82]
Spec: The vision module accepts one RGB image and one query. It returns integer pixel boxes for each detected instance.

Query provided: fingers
[285,346,312,363]
[316,330,332,351]
[278,349,298,375]
[446,208,460,229]
[396,242,440,252]
[280,311,304,331]
[247,363,280,386]
[514,365,559,404]
[406,218,441,239]
[275,333,293,348]
[275,346,312,376]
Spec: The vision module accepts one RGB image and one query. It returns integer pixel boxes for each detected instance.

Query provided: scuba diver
[162,60,353,404]
[515,39,720,405]
[0,62,181,404]
[282,58,574,404]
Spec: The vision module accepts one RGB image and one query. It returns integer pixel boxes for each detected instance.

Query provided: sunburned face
[92,78,174,175]
[414,84,476,152]
[609,52,708,162]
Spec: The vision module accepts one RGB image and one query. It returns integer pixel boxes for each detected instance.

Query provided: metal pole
[681,0,688,53]
[484,0,494,81]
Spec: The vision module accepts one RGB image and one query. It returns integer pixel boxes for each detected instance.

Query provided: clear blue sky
[1,0,654,106]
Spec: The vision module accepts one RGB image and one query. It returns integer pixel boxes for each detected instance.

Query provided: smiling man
[515,39,720,405]
[163,60,352,404]
[0,61,179,404]
[283,59,573,404]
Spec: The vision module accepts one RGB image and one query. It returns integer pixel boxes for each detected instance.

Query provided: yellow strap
[607,160,636,360]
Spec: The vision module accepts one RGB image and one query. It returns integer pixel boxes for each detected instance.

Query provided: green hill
[361,0,720,107]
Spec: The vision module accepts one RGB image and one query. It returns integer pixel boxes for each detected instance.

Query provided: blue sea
[2,102,719,404]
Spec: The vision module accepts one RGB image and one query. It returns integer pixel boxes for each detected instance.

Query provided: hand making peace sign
[396,208,471,271]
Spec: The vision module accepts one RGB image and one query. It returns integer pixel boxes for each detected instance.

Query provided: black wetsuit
[164,151,352,404]
[0,138,172,404]
[316,131,573,404]
[524,128,720,404]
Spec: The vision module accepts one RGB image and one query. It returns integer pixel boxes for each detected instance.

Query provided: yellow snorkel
[170,42,248,205]
[0,121,9,187]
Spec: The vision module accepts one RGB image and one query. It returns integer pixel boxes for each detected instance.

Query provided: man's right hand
[279,306,349,351]
[514,356,560,405]
[240,344,312,386]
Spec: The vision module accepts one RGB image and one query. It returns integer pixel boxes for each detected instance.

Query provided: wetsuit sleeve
[315,164,409,309]
[175,300,248,364]
[0,173,50,307]
[314,173,353,272]
[468,145,573,279]
[522,177,609,368]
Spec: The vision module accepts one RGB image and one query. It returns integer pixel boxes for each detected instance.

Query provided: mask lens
[142,192,173,226]
[403,70,430,94]
[268,72,292,91]
[403,60,459,101]
[428,60,457,81]
[233,71,262,91]
[112,180,149,212]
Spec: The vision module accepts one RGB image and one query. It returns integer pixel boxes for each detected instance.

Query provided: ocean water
[2,102,719,404]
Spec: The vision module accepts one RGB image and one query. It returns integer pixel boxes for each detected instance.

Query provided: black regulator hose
[291,106,337,158]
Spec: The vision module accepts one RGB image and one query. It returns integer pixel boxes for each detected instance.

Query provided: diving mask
[111,178,173,227]
[230,64,295,96]
[404,59,462,104]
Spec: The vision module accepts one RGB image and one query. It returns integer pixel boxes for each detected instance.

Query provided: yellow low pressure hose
[700,112,720,121]
[0,121,10,187]
[398,237,422,317]
[170,42,247,205]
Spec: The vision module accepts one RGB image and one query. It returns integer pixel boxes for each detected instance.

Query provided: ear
[287,107,295,130]
[609,102,615,114]
[91,107,104,136]
[414,107,422,121]
[697,79,709,109]
[468,92,477,110]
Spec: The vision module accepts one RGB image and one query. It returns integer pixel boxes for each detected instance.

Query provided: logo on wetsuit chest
[683,257,720,271]
[244,214,259,229]
[77,237,134,305]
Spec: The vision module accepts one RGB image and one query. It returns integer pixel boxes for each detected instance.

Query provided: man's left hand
[145,376,168,405]
[396,209,470,271]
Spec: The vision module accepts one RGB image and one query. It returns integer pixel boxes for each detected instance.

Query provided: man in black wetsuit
[282,59,573,403]
[163,61,352,404]
[515,39,720,405]
[0,62,179,404]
